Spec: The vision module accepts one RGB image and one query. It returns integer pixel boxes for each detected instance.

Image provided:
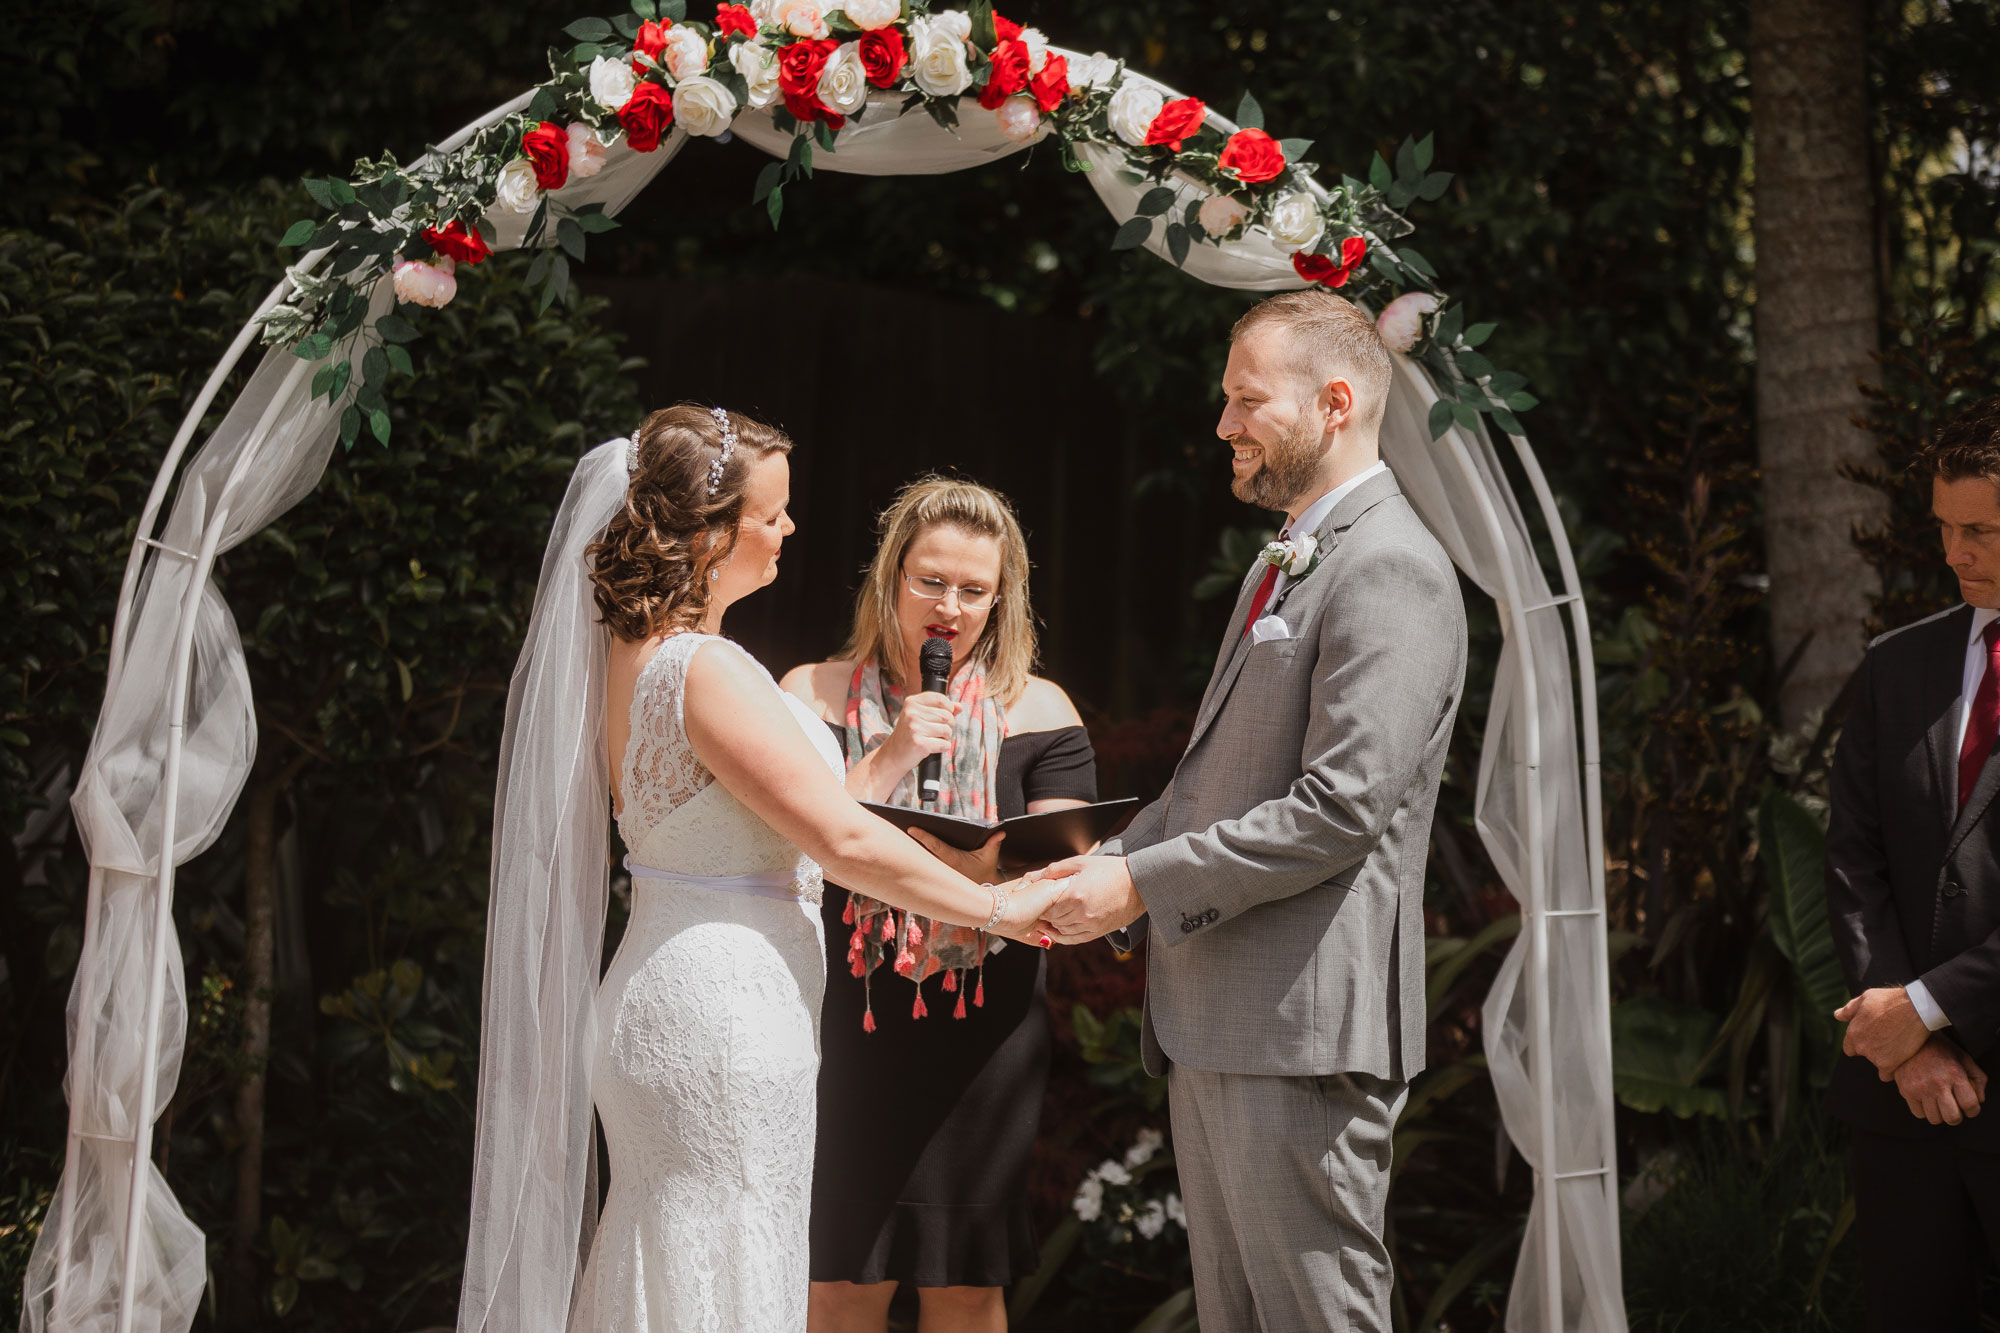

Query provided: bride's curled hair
[588,404,793,641]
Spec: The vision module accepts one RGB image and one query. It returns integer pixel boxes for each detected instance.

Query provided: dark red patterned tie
[1242,562,1280,637]
[1958,621,2000,810]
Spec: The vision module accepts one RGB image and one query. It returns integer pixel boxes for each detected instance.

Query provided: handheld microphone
[917,635,954,807]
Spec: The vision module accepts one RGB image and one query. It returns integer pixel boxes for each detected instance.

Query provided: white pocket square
[1250,615,1291,644]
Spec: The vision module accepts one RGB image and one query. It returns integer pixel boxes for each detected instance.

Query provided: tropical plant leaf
[1417,1219,1525,1333]
[1612,996,1730,1118]
[1426,913,1521,1015]
[1130,1286,1199,1333]
[1005,1216,1079,1323]
[1762,790,1848,1053]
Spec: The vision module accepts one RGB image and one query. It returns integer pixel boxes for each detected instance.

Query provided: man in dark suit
[1828,393,2000,1329]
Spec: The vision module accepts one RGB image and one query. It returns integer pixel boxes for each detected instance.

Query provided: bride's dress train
[570,631,843,1332]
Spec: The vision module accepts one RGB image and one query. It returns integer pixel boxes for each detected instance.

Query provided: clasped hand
[1836,986,1989,1125]
[1021,854,1146,945]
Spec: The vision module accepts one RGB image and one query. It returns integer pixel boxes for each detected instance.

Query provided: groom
[1036,291,1466,1331]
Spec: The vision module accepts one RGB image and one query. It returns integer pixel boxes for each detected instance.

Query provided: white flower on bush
[1198,193,1249,238]
[1071,51,1118,89]
[392,256,455,308]
[1134,1198,1168,1240]
[589,55,637,111]
[730,40,780,108]
[675,75,738,137]
[841,0,900,30]
[495,158,541,214]
[1108,81,1165,147]
[1019,26,1051,73]
[1376,291,1441,354]
[909,15,973,96]
[566,123,609,178]
[1072,1175,1105,1222]
[1124,1127,1164,1167]
[1095,1159,1133,1186]
[661,25,711,81]
[773,0,830,39]
[817,42,869,116]
[995,94,1041,143]
[1164,1192,1187,1228]
[1265,191,1324,250]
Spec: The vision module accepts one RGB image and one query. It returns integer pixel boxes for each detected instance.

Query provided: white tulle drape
[33,49,1620,1333]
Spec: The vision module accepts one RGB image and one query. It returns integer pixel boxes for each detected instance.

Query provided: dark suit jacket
[1826,603,2000,1146]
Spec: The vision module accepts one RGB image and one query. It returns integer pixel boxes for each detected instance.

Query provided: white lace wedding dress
[570,632,844,1332]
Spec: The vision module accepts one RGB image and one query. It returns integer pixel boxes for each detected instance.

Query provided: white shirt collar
[1971,605,2000,646]
[1283,460,1389,539]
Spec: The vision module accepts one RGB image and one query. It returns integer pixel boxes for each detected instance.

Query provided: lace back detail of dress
[618,631,717,844]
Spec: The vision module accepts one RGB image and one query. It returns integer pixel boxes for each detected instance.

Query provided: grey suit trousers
[1169,1065,1407,1333]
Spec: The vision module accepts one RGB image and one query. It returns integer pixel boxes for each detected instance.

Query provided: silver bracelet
[982,882,1007,932]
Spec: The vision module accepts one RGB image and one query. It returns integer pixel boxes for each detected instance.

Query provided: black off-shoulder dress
[810,724,1098,1288]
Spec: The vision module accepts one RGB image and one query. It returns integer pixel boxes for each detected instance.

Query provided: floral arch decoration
[27,4,1626,1333]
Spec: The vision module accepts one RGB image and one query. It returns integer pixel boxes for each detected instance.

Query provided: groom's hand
[1032,855,1144,944]
[1837,986,1931,1075]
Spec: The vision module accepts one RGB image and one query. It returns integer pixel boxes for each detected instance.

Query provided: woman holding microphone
[782,477,1098,1333]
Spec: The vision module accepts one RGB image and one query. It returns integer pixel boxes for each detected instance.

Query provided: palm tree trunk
[1750,0,1884,725]
[228,777,278,1328]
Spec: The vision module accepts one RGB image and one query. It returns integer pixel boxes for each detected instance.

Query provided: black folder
[858,798,1140,865]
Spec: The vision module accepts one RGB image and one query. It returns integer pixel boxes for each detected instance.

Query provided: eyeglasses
[903,572,999,611]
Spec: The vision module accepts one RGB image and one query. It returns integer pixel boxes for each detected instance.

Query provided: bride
[454,405,1061,1333]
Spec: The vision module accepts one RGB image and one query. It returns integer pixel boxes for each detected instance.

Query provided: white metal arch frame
[26,64,1624,1333]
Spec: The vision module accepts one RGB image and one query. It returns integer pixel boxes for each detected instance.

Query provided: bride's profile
[453,405,1061,1333]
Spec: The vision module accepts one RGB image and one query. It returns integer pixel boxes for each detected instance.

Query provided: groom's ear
[1319,375,1357,435]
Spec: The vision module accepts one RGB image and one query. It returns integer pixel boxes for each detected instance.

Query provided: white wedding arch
[26,28,1626,1333]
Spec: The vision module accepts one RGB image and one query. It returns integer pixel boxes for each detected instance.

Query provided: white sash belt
[623,855,805,902]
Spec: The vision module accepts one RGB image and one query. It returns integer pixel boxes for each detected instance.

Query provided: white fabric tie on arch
[28,51,1622,1333]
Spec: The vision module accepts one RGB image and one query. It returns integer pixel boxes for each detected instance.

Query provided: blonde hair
[587,404,793,640]
[1232,290,1394,432]
[840,477,1037,708]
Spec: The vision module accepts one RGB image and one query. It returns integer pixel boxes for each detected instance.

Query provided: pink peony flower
[566,122,609,178]
[392,256,456,309]
[994,93,1041,143]
[1198,193,1248,237]
[1376,291,1440,353]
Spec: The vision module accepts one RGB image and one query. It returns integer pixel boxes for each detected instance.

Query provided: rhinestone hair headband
[707,406,737,495]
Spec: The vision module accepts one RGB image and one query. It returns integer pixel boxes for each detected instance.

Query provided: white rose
[1071,51,1118,89]
[994,93,1040,143]
[495,158,540,215]
[816,42,869,116]
[1123,1127,1164,1167]
[1134,1199,1167,1240]
[1019,26,1050,74]
[1265,190,1324,250]
[661,24,711,81]
[1108,81,1164,146]
[773,0,829,39]
[589,55,637,111]
[840,0,900,30]
[674,75,738,137]
[908,17,972,97]
[730,40,780,108]
[929,8,971,43]
[1072,1177,1104,1222]
[391,257,455,309]
[1198,193,1248,237]
[1376,291,1441,354]
[748,0,779,22]
[566,123,609,178]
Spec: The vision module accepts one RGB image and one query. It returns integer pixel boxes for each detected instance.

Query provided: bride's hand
[992,874,1068,946]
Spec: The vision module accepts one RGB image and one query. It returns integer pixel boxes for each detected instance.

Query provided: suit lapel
[1182,469,1402,754]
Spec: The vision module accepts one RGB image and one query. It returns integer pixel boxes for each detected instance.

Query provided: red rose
[714,3,757,39]
[520,121,570,191]
[858,28,907,88]
[778,37,844,125]
[633,18,672,68]
[1219,127,1285,185]
[421,220,489,266]
[977,36,1030,109]
[994,14,1021,39]
[617,81,676,152]
[1144,96,1206,152]
[1029,50,1068,113]
[1292,235,1369,288]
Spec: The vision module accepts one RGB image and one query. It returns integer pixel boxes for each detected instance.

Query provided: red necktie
[1242,562,1280,637]
[1958,621,2000,810]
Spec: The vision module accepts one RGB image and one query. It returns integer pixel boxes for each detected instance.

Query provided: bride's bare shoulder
[776,658,853,722]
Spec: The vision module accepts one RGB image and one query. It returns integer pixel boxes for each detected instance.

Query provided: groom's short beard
[1231,409,1326,512]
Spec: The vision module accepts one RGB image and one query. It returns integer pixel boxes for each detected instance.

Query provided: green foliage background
[4,1,2000,1330]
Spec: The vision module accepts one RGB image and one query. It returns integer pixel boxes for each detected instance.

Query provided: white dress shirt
[1271,461,1389,603]
[1907,604,2000,1033]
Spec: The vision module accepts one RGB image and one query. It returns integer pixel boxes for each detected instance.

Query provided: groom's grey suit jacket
[1113,468,1465,1082]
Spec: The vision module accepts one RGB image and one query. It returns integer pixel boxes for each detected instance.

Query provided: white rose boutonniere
[1108,81,1165,147]
[589,55,637,111]
[495,158,541,214]
[674,75,739,137]
[1260,532,1319,577]
[730,40,780,108]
